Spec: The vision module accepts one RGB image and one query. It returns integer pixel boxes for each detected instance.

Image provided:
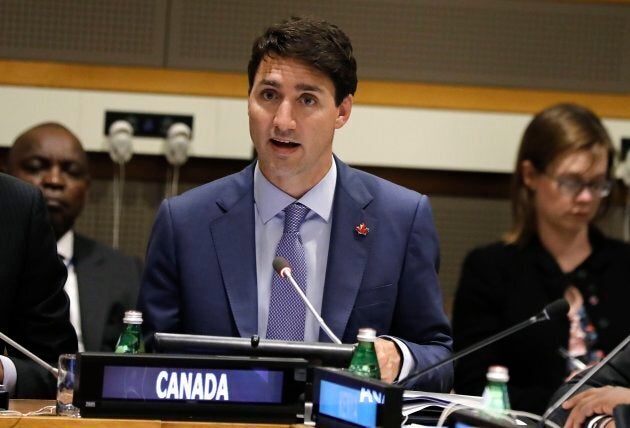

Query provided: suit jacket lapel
[209,166,258,337]
[320,159,376,342]
[74,235,108,351]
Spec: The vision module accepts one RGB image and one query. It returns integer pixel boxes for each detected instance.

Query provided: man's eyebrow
[296,84,322,92]
[259,79,279,87]
[21,154,45,161]
[257,80,322,93]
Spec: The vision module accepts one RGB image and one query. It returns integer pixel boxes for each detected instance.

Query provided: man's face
[248,56,352,197]
[8,128,90,238]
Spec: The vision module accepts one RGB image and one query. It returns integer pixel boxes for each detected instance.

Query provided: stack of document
[402,391,537,427]
[402,390,483,425]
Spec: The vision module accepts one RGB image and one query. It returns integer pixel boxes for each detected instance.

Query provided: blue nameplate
[74,352,307,423]
[311,367,403,427]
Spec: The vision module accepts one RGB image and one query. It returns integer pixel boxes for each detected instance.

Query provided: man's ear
[335,95,353,129]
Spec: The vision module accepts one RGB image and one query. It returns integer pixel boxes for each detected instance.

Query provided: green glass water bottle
[114,310,145,354]
[481,365,511,415]
[348,327,381,380]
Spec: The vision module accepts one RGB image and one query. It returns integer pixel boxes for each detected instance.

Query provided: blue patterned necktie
[266,202,310,341]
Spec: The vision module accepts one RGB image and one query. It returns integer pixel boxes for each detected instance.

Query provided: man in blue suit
[139,16,452,391]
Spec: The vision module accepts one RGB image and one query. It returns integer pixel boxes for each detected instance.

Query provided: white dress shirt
[57,230,85,352]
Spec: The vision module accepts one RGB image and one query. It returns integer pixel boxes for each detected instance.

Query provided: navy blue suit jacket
[139,158,453,391]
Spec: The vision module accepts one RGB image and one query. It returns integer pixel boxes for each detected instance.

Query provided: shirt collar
[57,229,74,261]
[254,158,337,224]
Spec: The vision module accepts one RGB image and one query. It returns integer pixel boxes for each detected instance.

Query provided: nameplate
[311,367,403,427]
[74,352,307,423]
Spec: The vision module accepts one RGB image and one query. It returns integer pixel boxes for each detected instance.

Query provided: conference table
[0,400,308,428]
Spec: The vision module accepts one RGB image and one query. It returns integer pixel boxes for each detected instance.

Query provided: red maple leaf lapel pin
[355,222,369,236]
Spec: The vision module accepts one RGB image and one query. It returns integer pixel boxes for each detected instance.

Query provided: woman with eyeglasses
[451,103,630,415]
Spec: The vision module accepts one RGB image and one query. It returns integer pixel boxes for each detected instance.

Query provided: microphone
[0,331,58,378]
[272,256,342,344]
[541,333,630,424]
[398,298,570,388]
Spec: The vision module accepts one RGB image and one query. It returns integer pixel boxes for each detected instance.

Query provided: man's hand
[374,338,401,383]
[562,386,630,428]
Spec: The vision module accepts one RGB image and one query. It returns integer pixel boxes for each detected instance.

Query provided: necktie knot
[283,202,309,233]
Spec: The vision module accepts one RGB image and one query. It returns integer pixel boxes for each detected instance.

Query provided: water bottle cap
[123,310,143,325]
[357,328,377,342]
[486,365,509,382]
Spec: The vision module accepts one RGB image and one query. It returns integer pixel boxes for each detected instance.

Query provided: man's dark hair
[247,16,357,106]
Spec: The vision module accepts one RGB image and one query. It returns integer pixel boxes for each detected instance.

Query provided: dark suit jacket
[139,158,453,392]
[453,230,630,414]
[0,173,78,398]
[73,234,142,351]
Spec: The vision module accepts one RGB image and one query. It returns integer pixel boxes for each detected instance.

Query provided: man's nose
[42,166,65,188]
[273,101,297,132]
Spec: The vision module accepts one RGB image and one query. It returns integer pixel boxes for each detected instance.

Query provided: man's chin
[49,217,72,241]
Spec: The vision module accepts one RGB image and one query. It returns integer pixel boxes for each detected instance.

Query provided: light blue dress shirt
[254,160,336,342]
[252,158,413,379]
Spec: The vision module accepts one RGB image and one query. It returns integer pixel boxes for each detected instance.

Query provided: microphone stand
[399,311,552,388]
[283,269,342,344]
[0,331,58,377]
[541,333,630,424]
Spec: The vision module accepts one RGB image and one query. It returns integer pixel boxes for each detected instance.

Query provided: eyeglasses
[545,174,612,198]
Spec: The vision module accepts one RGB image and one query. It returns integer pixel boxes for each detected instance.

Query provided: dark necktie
[266,202,310,340]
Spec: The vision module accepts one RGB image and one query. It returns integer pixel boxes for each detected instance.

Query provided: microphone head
[542,298,570,320]
[272,256,291,277]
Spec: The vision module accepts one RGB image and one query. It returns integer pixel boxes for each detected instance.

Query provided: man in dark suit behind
[7,122,142,352]
[138,16,452,391]
[0,173,77,397]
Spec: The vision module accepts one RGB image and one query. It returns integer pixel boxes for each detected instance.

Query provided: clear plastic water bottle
[114,310,145,354]
[348,328,381,380]
[481,365,511,415]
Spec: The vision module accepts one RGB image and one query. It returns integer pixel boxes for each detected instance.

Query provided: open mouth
[271,138,300,149]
